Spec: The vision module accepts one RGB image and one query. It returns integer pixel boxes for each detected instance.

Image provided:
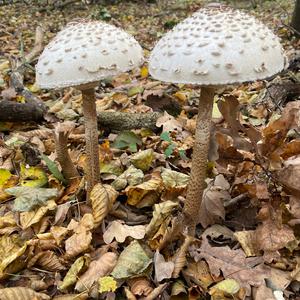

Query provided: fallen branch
[0,100,44,122]
[97,111,161,131]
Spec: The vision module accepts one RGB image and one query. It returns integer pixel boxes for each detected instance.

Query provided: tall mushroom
[36,20,143,196]
[149,5,286,234]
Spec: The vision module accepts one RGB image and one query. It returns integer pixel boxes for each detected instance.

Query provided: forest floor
[0,0,300,299]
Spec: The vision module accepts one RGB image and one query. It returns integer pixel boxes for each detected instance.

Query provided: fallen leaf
[5,186,58,212]
[112,165,144,190]
[59,255,90,291]
[130,149,154,171]
[75,252,117,292]
[154,250,174,282]
[111,240,152,280]
[20,164,48,187]
[90,183,118,228]
[156,112,182,133]
[0,287,50,300]
[98,276,117,293]
[103,220,146,244]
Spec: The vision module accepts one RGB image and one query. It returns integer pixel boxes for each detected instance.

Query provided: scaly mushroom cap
[149,6,287,85]
[36,20,144,89]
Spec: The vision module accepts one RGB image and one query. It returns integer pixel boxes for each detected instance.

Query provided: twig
[224,193,248,207]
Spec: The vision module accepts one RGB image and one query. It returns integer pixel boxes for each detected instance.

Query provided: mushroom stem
[183,86,215,235]
[81,88,100,198]
[54,123,80,183]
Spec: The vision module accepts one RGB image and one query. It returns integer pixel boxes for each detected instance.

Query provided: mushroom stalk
[54,123,79,183]
[183,86,215,234]
[81,88,100,197]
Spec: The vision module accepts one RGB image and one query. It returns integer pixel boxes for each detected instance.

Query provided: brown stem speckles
[81,88,100,198]
[183,87,215,235]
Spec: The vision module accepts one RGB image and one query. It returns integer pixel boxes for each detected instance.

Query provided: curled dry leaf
[103,220,146,244]
[20,200,57,229]
[75,252,118,292]
[234,230,260,257]
[146,200,179,238]
[90,183,118,228]
[0,287,50,300]
[33,250,66,272]
[112,165,144,191]
[172,235,194,278]
[127,276,153,297]
[111,240,152,280]
[140,283,168,300]
[0,235,28,279]
[130,149,154,171]
[209,279,240,297]
[156,112,182,133]
[154,250,174,282]
[126,172,163,207]
[199,174,231,228]
[183,260,214,291]
[59,255,90,291]
[65,214,94,258]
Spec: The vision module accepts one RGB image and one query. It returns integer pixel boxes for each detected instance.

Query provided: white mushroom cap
[149,6,287,85]
[36,20,144,89]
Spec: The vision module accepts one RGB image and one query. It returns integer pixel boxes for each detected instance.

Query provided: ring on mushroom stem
[149,5,287,235]
[36,20,144,199]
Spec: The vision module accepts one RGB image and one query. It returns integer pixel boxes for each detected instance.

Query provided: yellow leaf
[90,183,118,228]
[59,255,90,291]
[130,149,154,172]
[209,279,240,296]
[0,169,11,186]
[20,200,57,229]
[98,276,117,293]
[27,83,40,93]
[126,174,162,206]
[0,169,18,202]
[173,91,187,103]
[146,200,178,238]
[20,164,47,187]
[140,66,149,78]
[0,235,28,278]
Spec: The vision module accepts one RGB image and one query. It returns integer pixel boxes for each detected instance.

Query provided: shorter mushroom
[149,5,287,234]
[36,20,143,197]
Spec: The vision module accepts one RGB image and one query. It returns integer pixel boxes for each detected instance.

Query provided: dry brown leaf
[20,200,57,229]
[50,226,69,246]
[65,214,94,258]
[255,221,296,252]
[172,235,194,278]
[189,232,289,295]
[75,252,118,292]
[126,173,162,207]
[90,183,118,228]
[183,260,214,291]
[276,158,300,196]
[140,283,168,300]
[127,276,153,296]
[234,230,259,257]
[52,294,89,300]
[34,250,66,272]
[156,111,183,133]
[199,175,230,228]
[0,287,50,300]
[154,250,174,282]
[103,220,146,244]
[124,287,137,300]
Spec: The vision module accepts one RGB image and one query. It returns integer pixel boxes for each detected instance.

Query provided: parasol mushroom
[149,5,287,234]
[36,20,143,196]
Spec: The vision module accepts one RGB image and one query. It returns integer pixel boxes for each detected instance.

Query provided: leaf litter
[0,0,299,299]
